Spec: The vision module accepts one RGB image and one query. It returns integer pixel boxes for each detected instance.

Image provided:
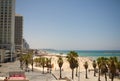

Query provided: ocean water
[43,49,120,60]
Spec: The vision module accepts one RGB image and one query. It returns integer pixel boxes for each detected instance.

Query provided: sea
[42,49,120,60]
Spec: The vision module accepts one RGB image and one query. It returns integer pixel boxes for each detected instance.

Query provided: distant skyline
[16,0,120,50]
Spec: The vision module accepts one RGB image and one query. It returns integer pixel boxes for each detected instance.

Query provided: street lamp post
[31,51,34,71]
[78,66,80,81]
[50,57,52,73]
[31,58,34,71]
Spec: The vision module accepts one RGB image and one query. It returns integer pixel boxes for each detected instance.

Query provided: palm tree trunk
[43,66,44,74]
[21,63,23,70]
[35,62,37,66]
[98,69,101,81]
[20,62,23,70]
[50,67,52,73]
[86,69,88,79]
[31,63,33,71]
[60,67,62,79]
[105,72,107,81]
[20,61,22,68]
[76,68,78,77]
[111,73,114,81]
[72,69,74,79]
[48,65,50,73]
[47,67,49,73]
[25,62,28,72]
[94,68,96,76]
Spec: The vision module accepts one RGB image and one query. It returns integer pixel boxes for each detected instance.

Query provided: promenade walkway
[0,60,56,81]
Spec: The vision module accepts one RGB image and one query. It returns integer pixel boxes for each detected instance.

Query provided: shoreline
[39,50,120,58]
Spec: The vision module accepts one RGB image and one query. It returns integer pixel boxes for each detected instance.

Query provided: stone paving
[25,71,55,81]
[0,61,23,77]
[0,61,56,81]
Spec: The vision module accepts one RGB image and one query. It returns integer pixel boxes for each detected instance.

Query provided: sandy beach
[29,53,120,81]
[32,54,93,72]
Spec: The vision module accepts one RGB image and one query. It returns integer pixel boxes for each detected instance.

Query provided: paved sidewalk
[0,61,23,77]
[25,71,55,81]
[0,60,56,81]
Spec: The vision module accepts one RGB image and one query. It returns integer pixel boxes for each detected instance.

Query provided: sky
[16,0,120,50]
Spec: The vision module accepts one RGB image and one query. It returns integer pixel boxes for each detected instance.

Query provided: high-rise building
[0,0,16,61]
[15,14,23,51]
[0,0,15,49]
[23,39,29,51]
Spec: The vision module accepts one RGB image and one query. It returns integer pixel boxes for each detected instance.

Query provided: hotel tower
[15,14,23,51]
[0,0,16,61]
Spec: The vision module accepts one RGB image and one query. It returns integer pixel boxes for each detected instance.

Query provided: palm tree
[46,58,49,73]
[97,57,108,81]
[107,57,117,81]
[70,57,77,79]
[97,57,102,81]
[57,56,63,79]
[84,61,88,79]
[23,54,32,72]
[46,58,52,73]
[28,51,34,71]
[92,60,97,76]
[100,57,108,81]
[30,57,34,71]
[67,51,79,57]
[41,57,46,74]
[117,61,120,72]
[38,57,42,66]
[19,54,24,70]
[66,51,78,80]
[34,58,39,67]
[75,59,79,77]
